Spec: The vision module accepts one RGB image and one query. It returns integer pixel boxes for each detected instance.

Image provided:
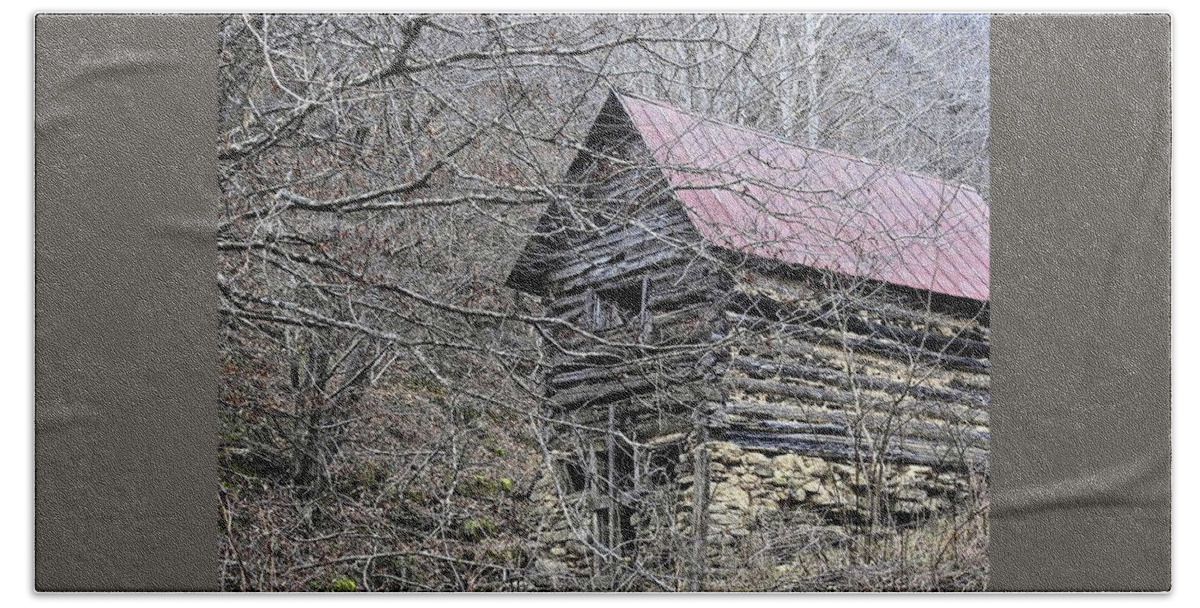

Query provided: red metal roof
[615,92,990,302]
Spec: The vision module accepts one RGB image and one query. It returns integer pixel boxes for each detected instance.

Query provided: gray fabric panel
[989,14,1171,592]
[34,15,219,591]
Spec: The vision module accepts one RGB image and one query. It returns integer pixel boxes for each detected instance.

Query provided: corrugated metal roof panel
[616,92,990,302]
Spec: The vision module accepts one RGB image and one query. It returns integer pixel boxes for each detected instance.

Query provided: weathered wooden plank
[549,352,710,389]
[727,291,990,359]
[730,356,988,407]
[722,429,988,470]
[721,398,989,447]
[557,248,695,295]
[545,225,697,285]
[729,335,990,400]
[726,312,990,373]
[560,389,722,428]
[727,376,988,426]
[553,213,695,258]
[548,266,722,318]
[735,269,990,340]
[550,375,672,410]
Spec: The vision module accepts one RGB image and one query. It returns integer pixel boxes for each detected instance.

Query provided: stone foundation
[528,462,592,580]
[530,440,983,586]
[676,441,980,558]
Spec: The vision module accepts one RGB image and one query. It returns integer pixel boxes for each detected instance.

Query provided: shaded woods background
[218,13,989,591]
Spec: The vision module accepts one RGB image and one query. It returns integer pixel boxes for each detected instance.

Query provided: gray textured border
[989,14,1171,592]
[31,13,1172,592]
[34,15,219,591]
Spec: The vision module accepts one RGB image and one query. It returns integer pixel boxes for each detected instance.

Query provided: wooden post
[607,400,617,556]
[639,276,651,343]
[689,427,710,591]
[587,288,601,330]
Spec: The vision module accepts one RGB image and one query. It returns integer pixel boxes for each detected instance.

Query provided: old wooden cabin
[506,91,990,583]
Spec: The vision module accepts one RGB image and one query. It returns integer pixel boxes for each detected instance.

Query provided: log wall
[526,134,731,585]
[671,267,990,559]
[519,106,989,585]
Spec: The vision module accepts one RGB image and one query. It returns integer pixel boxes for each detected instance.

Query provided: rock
[809,485,851,506]
[712,482,751,511]
[709,534,736,546]
[892,487,927,501]
[774,453,802,471]
[923,497,952,512]
[543,530,574,543]
[530,557,571,584]
[753,501,780,514]
[710,511,740,527]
